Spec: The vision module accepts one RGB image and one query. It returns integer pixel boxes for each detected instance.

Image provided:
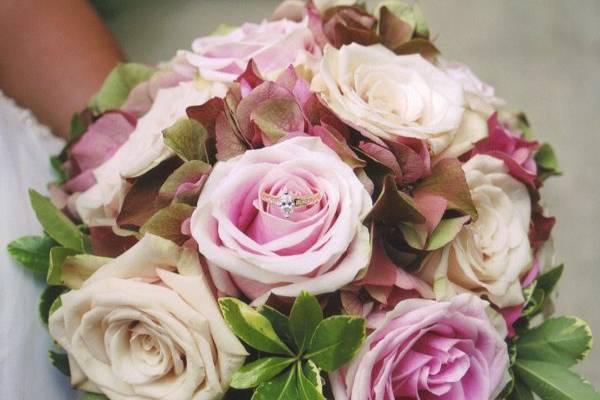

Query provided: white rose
[75,81,227,226]
[438,58,504,117]
[311,43,465,155]
[418,154,532,307]
[49,234,247,400]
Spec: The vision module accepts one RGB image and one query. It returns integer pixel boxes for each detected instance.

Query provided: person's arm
[0,0,124,138]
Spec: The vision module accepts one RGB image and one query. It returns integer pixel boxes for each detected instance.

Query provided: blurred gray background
[98,0,600,384]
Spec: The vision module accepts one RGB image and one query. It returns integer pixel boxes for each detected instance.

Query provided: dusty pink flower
[190,136,372,301]
[470,113,540,189]
[185,18,320,82]
[330,294,509,400]
[63,111,136,193]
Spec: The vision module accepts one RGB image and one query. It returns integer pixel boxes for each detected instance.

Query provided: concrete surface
[100,0,600,385]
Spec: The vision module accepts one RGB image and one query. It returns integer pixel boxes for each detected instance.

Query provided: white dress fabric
[0,91,78,399]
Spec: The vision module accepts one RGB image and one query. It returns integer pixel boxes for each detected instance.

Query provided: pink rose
[190,136,372,301]
[185,18,321,82]
[331,294,509,400]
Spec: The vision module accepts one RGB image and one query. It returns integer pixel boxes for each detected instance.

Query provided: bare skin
[0,0,124,138]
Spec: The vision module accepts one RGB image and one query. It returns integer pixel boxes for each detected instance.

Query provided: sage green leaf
[29,189,86,252]
[289,291,323,353]
[252,367,299,400]
[306,316,366,372]
[231,357,295,389]
[80,393,110,400]
[219,298,293,356]
[536,264,564,296]
[535,143,561,174]
[516,316,593,367]
[47,247,80,285]
[49,350,70,376]
[89,63,155,113]
[514,359,600,400]
[258,305,294,349]
[296,362,325,400]
[39,285,67,326]
[140,203,195,246]
[507,378,534,400]
[7,235,55,274]
[163,118,208,162]
[375,0,429,38]
[159,160,211,205]
[250,98,304,143]
[426,215,470,250]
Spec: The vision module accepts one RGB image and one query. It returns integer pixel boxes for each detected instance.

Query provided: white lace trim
[0,89,55,139]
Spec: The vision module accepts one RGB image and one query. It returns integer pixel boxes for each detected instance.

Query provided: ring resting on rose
[260,188,322,218]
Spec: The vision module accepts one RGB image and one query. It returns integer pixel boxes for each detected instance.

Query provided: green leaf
[258,305,294,349]
[231,357,295,389]
[289,291,323,353]
[219,298,293,356]
[535,143,561,175]
[163,118,209,162]
[302,360,324,393]
[39,285,67,326]
[296,362,325,400]
[69,111,89,142]
[536,264,564,296]
[140,203,195,246]
[49,350,70,376]
[7,235,55,274]
[50,156,68,183]
[47,247,80,285]
[252,367,299,400]
[80,393,110,400]
[521,287,545,318]
[516,316,593,367]
[507,378,534,400]
[89,63,155,113]
[306,316,366,372]
[29,189,86,252]
[514,359,600,400]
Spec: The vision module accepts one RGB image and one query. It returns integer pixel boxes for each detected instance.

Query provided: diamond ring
[260,189,322,218]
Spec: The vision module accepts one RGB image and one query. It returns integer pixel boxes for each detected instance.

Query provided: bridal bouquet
[7,1,599,399]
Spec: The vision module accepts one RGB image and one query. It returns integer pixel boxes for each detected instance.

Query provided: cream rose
[49,234,247,400]
[190,137,372,302]
[311,43,465,155]
[75,81,227,226]
[418,154,532,307]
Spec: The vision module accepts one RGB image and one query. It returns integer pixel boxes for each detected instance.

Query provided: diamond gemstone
[278,191,295,218]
